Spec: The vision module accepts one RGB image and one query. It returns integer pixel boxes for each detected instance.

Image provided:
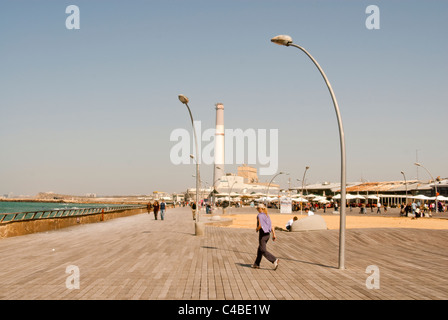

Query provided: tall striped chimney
[214,103,225,189]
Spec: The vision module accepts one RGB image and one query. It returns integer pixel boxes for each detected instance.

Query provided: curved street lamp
[271,35,347,269]
[414,162,438,212]
[265,171,287,207]
[178,94,201,224]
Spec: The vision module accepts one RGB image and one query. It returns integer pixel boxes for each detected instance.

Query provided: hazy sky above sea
[1,0,447,196]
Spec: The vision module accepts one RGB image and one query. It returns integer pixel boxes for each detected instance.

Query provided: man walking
[160,200,166,220]
[252,203,279,270]
[191,202,197,220]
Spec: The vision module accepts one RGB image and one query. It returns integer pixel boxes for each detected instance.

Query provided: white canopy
[255,197,276,202]
[332,193,358,200]
[292,197,308,202]
[411,194,431,200]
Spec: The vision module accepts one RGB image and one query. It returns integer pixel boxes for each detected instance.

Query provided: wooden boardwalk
[0,206,447,300]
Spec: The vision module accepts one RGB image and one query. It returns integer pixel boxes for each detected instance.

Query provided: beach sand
[223,213,448,230]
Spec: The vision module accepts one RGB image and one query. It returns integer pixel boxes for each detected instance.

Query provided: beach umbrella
[427,195,448,201]
[255,196,276,202]
[292,197,308,202]
[411,195,431,200]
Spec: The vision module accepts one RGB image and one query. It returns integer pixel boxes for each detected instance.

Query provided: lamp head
[414,162,421,167]
[271,35,293,46]
[178,94,189,104]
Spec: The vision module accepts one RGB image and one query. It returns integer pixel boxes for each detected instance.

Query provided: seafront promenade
[0,206,447,300]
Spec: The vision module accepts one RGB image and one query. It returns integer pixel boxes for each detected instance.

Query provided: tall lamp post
[271,35,347,270]
[178,94,201,224]
[400,171,408,208]
[414,162,438,212]
[266,172,286,207]
[300,166,310,214]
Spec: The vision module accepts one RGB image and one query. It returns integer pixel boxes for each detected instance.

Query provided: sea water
[0,201,122,214]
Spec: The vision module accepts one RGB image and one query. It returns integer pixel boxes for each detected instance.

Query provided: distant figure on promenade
[411,202,417,217]
[405,203,411,217]
[160,200,166,220]
[252,203,279,270]
[153,200,160,220]
[191,202,197,220]
[146,201,152,215]
[359,203,365,214]
[377,202,381,214]
[305,207,313,216]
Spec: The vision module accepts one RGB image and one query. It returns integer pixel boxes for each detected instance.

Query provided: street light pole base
[195,222,204,236]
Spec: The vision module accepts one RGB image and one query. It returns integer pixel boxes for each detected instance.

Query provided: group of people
[146,200,167,220]
[147,199,281,270]
[401,201,445,218]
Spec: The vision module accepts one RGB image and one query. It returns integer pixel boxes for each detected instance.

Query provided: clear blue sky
[1,0,447,196]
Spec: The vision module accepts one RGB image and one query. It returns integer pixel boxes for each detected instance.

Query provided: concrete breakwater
[0,206,146,239]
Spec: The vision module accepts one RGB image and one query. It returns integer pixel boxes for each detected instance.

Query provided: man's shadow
[202,246,337,269]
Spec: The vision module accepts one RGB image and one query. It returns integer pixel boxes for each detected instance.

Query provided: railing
[0,205,146,224]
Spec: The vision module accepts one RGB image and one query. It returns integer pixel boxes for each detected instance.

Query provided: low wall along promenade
[0,206,146,239]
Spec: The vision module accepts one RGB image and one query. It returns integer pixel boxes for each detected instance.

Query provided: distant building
[186,165,280,201]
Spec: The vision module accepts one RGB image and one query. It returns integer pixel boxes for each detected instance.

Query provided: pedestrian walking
[146,201,152,215]
[252,203,279,270]
[153,200,160,220]
[191,202,197,220]
[160,200,166,220]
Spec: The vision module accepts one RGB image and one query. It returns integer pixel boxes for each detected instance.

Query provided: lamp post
[300,166,310,214]
[401,171,408,209]
[414,162,438,213]
[178,94,201,224]
[271,35,347,269]
[266,172,286,207]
